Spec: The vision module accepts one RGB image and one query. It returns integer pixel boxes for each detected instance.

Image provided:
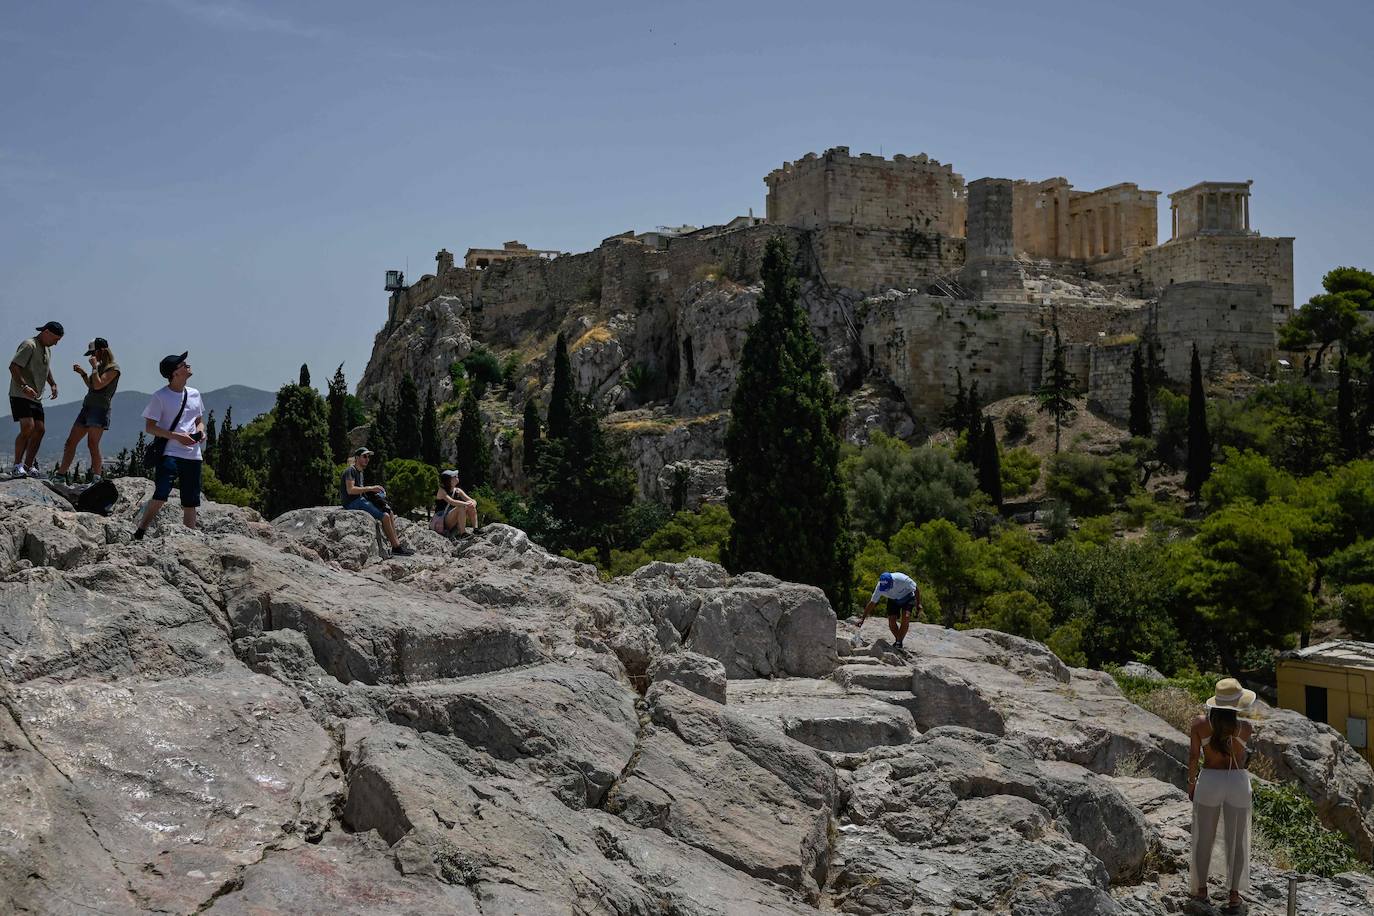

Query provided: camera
[190,431,204,442]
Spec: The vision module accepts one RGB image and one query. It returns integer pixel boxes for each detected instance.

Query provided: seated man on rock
[855,571,922,650]
[340,447,413,556]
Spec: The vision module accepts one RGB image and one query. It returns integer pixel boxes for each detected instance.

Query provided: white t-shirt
[871,572,917,604]
[142,385,205,460]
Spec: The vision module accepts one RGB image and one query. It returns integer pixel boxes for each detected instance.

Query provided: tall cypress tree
[266,383,333,518]
[547,332,574,440]
[204,410,218,469]
[977,417,1002,508]
[1037,324,1077,453]
[533,392,634,560]
[454,385,489,488]
[369,397,395,486]
[217,407,242,486]
[130,432,148,479]
[1337,352,1357,460]
[724,237,853,610]
[421,387,441,467]
[940,368,968,432]
[299,364,311,388]
[522,398,542,482]
[1361,367,1374,455]
[395,373,421,459]
[1185,344,1212,497]
[1128,345,1152,438]
[327,363,350,464]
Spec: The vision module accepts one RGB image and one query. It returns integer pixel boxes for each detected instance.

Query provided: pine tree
[327,364,350,464]
[940,368,968,432]
[533,392,635,560]
[216,408,239,485]
[266,383,333,518]
[547,332,574,440]
[369,397,395,486]
[395,373,421,459]
[724,237,853,610]
[1362,367,1374,455]
[522,398,542,482]
[130,432,148,478]
[1185,344,1212,498]
[1337,352,1357,460]
[299,364,311,388]
[1036,324,1077,453]
[421,387,441,467]
[454,385,489,488]
[977,417,1002,508]
[204,409,218,469]
[1128,345,1151,438]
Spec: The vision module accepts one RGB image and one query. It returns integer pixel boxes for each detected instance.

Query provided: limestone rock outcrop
[3,477,1372,916]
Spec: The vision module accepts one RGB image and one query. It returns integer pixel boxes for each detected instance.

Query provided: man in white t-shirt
[134,352,205,538]
[855,571,922,650]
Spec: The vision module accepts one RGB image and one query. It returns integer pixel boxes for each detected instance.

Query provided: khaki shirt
[8,338,52,402]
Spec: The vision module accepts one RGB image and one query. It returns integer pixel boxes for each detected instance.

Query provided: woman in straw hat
[1187,677,1257,911]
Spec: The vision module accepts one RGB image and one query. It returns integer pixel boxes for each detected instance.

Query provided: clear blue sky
[3,0,1371,398]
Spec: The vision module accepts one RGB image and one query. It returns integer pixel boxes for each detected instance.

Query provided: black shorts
[887,596,916,617]
[153,455,203,507]
[9,397,43,422]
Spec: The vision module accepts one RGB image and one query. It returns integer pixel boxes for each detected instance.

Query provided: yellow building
[1276,640,1374,766]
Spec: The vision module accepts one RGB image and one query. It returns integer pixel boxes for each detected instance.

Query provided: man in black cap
[8,321,63,478]
[134,352,205,538]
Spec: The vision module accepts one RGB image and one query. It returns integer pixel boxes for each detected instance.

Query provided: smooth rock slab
[606,682,838,901]
[728,678,916,753]
[648,650,727,703]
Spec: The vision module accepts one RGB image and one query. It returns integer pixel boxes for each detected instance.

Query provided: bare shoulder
[1190,714,1211,736]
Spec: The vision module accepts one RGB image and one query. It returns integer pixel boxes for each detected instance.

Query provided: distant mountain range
[21,385,278,468]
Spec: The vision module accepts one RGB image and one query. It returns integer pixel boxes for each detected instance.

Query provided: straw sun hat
[1205,677,1257,711]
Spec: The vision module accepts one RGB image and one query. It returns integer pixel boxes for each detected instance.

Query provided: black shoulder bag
[144,390,189,468]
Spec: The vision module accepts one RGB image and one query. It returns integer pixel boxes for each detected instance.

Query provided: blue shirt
[871,572,917,604]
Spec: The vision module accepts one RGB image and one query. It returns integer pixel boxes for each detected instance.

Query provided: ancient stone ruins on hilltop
[360,147,1295,500]
[4,476,1374,913]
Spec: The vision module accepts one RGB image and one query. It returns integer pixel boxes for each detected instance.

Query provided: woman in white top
[1187,678,1257,911]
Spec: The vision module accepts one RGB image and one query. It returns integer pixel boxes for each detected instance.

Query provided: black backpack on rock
[74,479,119,516]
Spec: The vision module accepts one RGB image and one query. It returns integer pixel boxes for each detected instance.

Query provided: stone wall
[810,225,964,292]
[860,294,1046,423]
[1087,342,1138,418]
[765,147,966,237]
[1140,235,1294,311]
[1156,281,1274,380]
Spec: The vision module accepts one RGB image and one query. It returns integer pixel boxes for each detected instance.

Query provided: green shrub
[1000,446,1040,497]
[383,458,438,518]
[1046,617,1088,667]
[1003,407,1029,441]
[1072,514,1117,546]
[501,352,522,391]
[606,504,733,578]
[968,589,1053,642]
[842,434,979,541]
[462,346,504,398]
[202,464,259,510]
[1045,451,1136,515]
[1252,781,1362,877]
[1338,583,1374,639]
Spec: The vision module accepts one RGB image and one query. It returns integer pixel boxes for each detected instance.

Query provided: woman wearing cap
[55,338,119,483]
[1187,677,1256,911]
[431,469,478,537]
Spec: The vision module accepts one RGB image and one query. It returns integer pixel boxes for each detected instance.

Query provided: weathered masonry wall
[860,294,1045,423]
[1156,281,1274,380]
[1088,342,1139,419]
[766,147,967,237]
[811,226,964,292]
[1140,235,1294,313]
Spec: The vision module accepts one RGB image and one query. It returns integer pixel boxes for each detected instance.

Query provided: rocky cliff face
[358,273,906,500]
[3,478,1373,915]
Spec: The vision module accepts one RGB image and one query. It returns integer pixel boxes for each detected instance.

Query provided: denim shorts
[153,456,203,507]
[344,496,386,521]
[74,404,111,430]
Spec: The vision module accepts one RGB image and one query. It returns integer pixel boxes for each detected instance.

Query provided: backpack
[74,479,119,516]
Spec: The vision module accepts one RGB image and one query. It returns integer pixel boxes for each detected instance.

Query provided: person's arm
[453,486,475,503]
[145,416,196,446]
[9,362,38,401]
[857,599,877,626]
[344,471,378,496]
[436,489,461,506]
[1187,717,1202,799]
[914,585,923,619]
[1237,721,1254,767]
[87,367,119,391]
[45,367,57,399]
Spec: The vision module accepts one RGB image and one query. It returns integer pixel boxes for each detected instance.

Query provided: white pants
[1190,768,1251,895]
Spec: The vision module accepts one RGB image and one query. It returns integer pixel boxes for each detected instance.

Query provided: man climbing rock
[855,571,922,650]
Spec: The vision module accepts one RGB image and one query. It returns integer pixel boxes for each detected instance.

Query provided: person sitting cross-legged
[340,447,413,556]
[430,469,478,537]
[855,571,923,650]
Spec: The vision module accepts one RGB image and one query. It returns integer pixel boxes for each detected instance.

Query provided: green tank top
[82,362,120,409]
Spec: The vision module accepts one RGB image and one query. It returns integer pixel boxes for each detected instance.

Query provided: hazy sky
[3,0,1371,399]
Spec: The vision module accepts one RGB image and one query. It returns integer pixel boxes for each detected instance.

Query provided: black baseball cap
[36,321,64,337]
[352,447,374,458]
[84,337,109,356]
[158,351,189,379]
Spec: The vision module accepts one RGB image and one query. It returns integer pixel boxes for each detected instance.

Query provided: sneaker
[24,466,45,480]
[10,464,25,478]
[51,471,69,485]
[91,475,103,483]
[391,545,415,557]
[893,639,904,651]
